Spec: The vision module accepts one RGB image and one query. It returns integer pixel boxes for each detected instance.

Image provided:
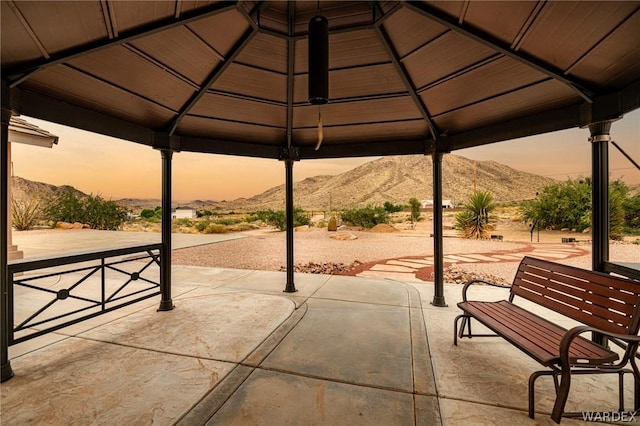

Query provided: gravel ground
[172,227,639,281]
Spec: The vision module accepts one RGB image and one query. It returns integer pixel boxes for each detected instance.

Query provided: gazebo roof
[2,1,639,159]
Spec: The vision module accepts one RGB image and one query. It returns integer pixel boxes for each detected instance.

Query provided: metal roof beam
[5,1,238,87]
[374,25,439,141]
[404,2,597,103]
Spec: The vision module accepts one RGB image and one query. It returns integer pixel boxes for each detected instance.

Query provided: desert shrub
[204,223,227,234]
[255,208,309,231]
[341,205,388,228]
[455,191,496,239]
[173,218,196,228]
[140,209,156,219]
[383,201,405,213]
[408,198,421,222]
[623,192,640,234]
[44,189,128,230]
[11,195,42,231]
[520,177,639,236]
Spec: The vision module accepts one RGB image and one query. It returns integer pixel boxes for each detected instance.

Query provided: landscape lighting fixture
[308,13,329,150]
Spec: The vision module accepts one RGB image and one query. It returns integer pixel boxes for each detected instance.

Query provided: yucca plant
[455,190,496,239]
[11,196,42,231]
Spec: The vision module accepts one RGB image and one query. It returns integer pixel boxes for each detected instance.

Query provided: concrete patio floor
[1,231,634,425]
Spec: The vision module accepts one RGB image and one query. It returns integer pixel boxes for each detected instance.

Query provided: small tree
[455,191,496,239]
[408,198,421,223]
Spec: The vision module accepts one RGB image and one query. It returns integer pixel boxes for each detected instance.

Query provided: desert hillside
[12,154,559,212]
[217,154,557,211]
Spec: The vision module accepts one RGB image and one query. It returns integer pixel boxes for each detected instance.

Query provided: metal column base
[157,300,175,311]
[431,296,448,307]
[1,362,14,382]
[283,283,298,293]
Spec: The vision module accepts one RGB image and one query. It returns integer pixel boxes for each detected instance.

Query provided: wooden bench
[454,256,640,423]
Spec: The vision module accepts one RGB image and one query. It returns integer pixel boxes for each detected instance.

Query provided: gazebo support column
[589,121,613,346]
[158,149,174,311]
[589,121,612,273]
[1,96,14,382]
[431,152,447,307]
[280,147,299,293]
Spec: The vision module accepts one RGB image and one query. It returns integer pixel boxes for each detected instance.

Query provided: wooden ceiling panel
[403,31,496,89]
[212,63,287,103]
[295,30,389,74]
[191,93,287,127]
[236,33,288,74]
[382,6,448,58]
[421,57,548,116]
[25,65,174,127]
[129,26,222,86]
[187,9,251,58]
[178,115,284,143]
[293,96,421,128]
[463,1,539,45]
[7,1,107,55]
[68,45,195,111]
[518,1,639,71]
[434,80,578,134]
[293,120,428,145]
[568,10,640,90]
[110,1,176,33]
[0,2,45,67]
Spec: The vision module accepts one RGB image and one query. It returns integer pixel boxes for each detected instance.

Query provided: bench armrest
[461,279,511,302]
[559,325,640,365]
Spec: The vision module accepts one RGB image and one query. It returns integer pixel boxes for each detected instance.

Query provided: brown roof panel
[24,66,175,128]
[293,63,407,103]
[463,1,540,46]
[235,33,288,74]
[178,115,284,144]
[186,9,251,58]
[6,1,107,55]
[434,80,578,134]
[67,45,195,111]
[190,93,287,128]
[518,1,639,71]
[293,96,422,128]
[128,26,222,86]
[293,119,429,145]
[212,63,287,103]
[109,1,176,34]
[0,2,45,67]
[568,10,640,90]
[295,30,389,74]
[382,6,448,58]
[403,31,497,90]
[421,56,548,116]
[423,0,465,19]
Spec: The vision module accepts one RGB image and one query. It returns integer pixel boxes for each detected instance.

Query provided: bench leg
[528,369,557,419]
[453,314,470,346]
[551,368,571,424]
[631,356,640,411]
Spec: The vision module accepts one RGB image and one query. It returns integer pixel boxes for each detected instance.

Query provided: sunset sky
[10,109,639,202]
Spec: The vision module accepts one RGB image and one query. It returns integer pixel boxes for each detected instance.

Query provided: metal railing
[5,244,162,346]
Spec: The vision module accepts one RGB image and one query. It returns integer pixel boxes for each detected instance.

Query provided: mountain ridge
[12,154,559,211]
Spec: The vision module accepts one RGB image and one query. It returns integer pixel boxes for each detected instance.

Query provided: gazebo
[2,0,639,383]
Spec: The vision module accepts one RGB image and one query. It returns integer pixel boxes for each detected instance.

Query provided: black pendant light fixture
[308,6,329,150]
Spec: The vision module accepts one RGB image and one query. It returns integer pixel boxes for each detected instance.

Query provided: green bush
[44,189,128,230]
[255,208,309,231]
[341,205,389,228]
[409,198,421,223]
[383,201,405,213]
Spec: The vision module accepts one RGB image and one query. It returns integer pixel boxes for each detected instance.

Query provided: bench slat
[522,257,640,295]
[458,300,618,366]
[516,267,637,315]
[511,285,629,335]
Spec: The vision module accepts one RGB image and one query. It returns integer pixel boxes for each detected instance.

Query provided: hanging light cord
[315,106,323,150]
